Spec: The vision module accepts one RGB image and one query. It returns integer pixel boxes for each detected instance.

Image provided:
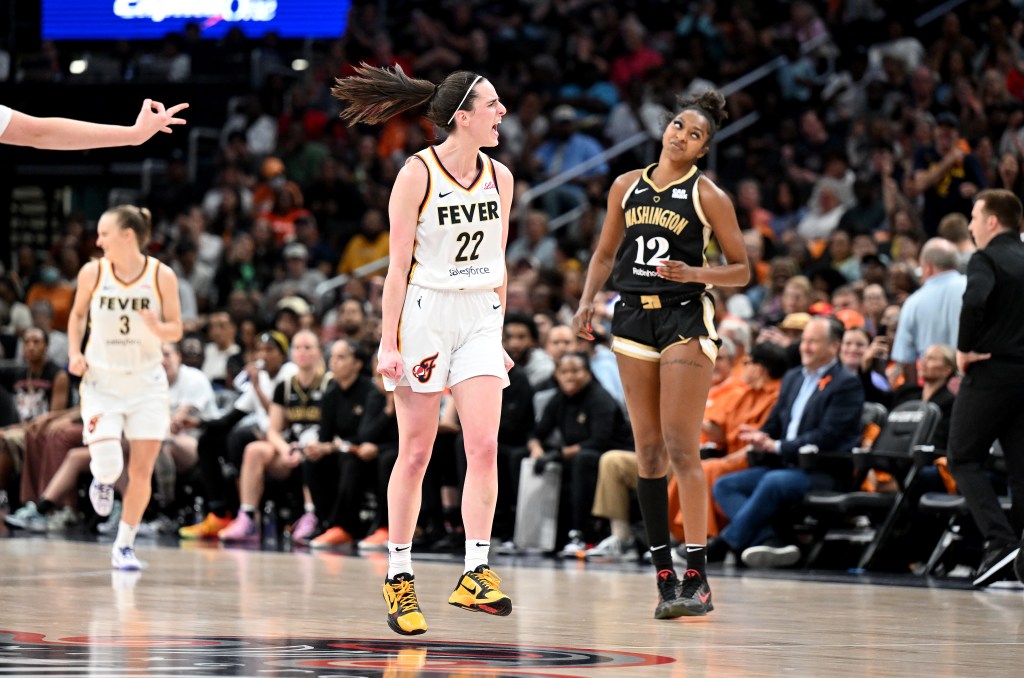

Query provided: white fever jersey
[85,256,164,373]
[407,147,505,290]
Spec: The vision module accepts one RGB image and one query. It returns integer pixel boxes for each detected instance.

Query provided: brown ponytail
[332,63,485,132]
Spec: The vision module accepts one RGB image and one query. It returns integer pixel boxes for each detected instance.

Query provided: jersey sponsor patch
[412,353,439,384]
[672,188,688,200]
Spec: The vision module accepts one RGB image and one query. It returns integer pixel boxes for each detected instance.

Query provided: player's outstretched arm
[0,99,188,150]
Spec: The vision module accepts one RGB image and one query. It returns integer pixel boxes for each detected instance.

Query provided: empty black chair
[800,400,942,569]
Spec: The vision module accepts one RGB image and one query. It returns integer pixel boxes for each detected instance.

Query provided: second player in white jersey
[85,255,165,373]
[67,205,183,572]
[408,147,505,291]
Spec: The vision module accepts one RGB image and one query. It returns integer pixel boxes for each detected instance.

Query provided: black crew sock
[36,499,56,515]
[636,475,674,574]
[685,544,707,579]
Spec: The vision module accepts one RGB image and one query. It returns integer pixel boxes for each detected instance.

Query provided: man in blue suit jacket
[710,316,865,568]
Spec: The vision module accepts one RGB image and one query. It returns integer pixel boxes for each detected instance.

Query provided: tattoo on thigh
[663,359,706,368]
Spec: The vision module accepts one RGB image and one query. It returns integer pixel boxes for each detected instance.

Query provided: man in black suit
[710,316,865,568]
[948,189,1024,587]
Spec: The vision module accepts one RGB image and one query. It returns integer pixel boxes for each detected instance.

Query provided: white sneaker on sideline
[585,535,636,561]
[5,502,47,532]
[558,530,587,558]
[46,506,82,532]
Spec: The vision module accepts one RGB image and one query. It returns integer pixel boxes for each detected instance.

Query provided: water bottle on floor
[263,501,278,545]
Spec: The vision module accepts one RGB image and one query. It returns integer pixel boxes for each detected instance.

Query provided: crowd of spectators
[1,0,1023,576]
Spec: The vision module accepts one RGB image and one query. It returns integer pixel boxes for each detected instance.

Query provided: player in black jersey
[574,91,748,618]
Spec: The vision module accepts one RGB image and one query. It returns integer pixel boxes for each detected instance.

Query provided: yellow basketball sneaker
[447,565,512,616]
[383,573,427,636]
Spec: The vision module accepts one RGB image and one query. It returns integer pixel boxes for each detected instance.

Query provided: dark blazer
[761,360,865,464]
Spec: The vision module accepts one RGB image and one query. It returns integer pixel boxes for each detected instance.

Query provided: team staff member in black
[308,339,379,548]
[948,189,1024,587]
[574,91,748,618]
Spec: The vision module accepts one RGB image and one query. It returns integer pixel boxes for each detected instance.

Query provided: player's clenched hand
[68,352,87,377]
[377,347,404,381]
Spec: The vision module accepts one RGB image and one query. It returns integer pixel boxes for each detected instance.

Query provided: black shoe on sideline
[973,542,1020,587]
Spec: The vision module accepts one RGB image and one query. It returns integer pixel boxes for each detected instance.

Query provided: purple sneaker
[290,511,318,545]
[217,512,259,542]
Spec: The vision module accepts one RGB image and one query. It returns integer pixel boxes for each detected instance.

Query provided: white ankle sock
[388,542,413,579]
[114,521,138,550]
[304,502,315,514]
[465,539,490,572]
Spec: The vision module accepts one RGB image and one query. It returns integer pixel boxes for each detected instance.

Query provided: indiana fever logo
[412,353,439,384]
[87,415,102,434]
[0,632,675,676]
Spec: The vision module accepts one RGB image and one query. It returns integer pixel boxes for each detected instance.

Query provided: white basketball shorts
[382,283,510,393]
[80,364,170,444]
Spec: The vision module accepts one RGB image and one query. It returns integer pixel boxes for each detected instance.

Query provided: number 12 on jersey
[634,235,669,266]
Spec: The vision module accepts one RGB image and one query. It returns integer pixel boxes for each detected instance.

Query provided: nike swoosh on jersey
[439,191,453,198]
[492,304,501,310]
[634,187,649,194]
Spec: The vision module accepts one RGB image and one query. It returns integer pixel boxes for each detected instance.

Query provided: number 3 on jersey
[634,235,669,266]
[119,315,130,335]
[455,230,484,262]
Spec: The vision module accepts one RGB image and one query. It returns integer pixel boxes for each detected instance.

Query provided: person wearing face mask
[25,261,74,333]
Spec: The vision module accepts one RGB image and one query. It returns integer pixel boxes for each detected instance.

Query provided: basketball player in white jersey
[66,205,183,570]
[0,99,188,149]
[333,65,514,636]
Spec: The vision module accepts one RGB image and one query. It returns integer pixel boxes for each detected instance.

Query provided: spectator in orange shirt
[672,342,789,539]
[25,261,74,332]
[702,337,746,421]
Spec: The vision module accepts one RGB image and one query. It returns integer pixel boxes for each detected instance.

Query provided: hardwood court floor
[1,538,1022,677]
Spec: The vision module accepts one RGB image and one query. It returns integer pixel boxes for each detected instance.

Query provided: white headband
[446,75,482,125]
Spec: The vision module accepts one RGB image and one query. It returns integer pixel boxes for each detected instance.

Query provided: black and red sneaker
[678,569,713,616]
[654,569,685,619]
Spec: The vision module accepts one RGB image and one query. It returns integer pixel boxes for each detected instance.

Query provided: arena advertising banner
[43,1,350,40]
